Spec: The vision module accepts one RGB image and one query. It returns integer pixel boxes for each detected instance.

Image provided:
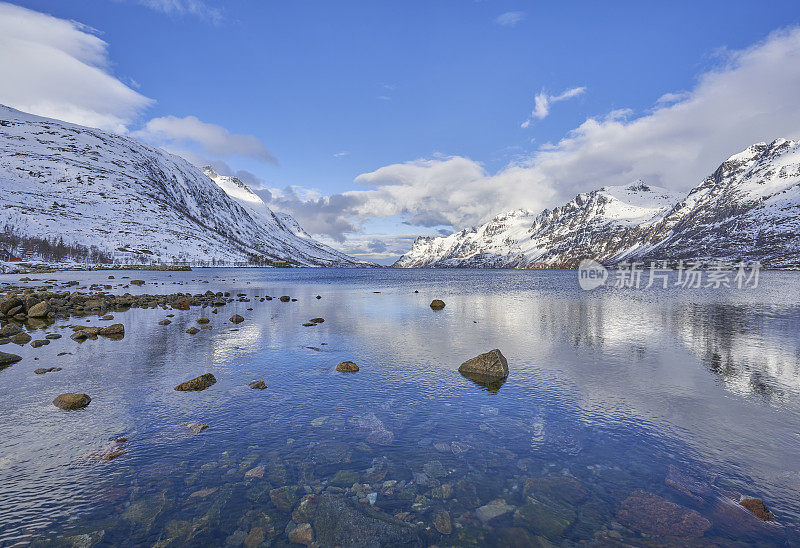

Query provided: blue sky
[3,1,800,262]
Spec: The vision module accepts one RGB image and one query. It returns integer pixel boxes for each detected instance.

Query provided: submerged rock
[433,510,452,535]
[349,413,394,444]
[174,373,217,391]
[270,485,299,512]
[0,323,23,337]
[53,393,91,410]
[230,314,244,324]
[280,296,291,302]
[616,489,711,538]
[0,351,22,369]
[310,317,325,323]
[429,299,445,310]
[288,522,314,546]
[337,361,359,372]
[458,349,508,381]
[475,499,516,524]
[249,380,267,390]
[30,339,50,348]
[312,492,421,547]
[186,327,199,335]
[34,367,62,375]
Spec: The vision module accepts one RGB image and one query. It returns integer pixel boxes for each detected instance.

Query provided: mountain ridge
[0,105,368,267]
[395,139,800,268]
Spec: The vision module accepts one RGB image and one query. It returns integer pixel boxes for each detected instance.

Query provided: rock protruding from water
[458,349,508,380]
[27,301,51,318]
[172,298,191,310]
[53,393,91,410]
[0,351,22,369]
[249,380,267,390]
[186,422,209,434]
[230,314,244,324]
[739,496,775,521]
[430,299,445,310]
[174,373,217,391]
[99,324,124,337]
[616,489,711,538]
[336,361,359,372]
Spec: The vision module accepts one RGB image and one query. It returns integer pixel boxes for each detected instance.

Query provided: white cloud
[0,2,152,132]
[130,0,222,23]
[495,11,525,27]
[134,115,277,164]
[278,27,800,243]
[521,86,586,126]
[333,151,350,158]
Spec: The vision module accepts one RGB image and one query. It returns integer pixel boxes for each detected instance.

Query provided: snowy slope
[201,166,359,265]
[396,182,682,267]
[0,105,367,266]
[395,141,800,268]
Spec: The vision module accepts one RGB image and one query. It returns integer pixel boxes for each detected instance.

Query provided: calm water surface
[0,268,798,546]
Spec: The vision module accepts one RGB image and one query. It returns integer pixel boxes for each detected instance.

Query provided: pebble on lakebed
[53,393,91,410]
[430,299,445,310]
[336,361,359,372]
[174,373,217,391]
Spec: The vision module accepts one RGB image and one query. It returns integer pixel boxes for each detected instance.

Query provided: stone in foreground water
[0,351,22,369]
[430,299,445,310]
[174,373,217,391]
[53,393,91,410]
[336,361,359,372]
[458,349,508,380]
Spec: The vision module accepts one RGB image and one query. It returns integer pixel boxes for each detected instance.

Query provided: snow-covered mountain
[0,105,367,266]
[395,139,800,268]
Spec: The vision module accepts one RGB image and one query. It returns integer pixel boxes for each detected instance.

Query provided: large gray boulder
[458,349,508,380]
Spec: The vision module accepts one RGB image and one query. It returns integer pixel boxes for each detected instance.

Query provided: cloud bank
[0,2,152,132]
[272,27,800,249]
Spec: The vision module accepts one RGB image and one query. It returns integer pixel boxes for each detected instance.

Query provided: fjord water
[0,268,798,545]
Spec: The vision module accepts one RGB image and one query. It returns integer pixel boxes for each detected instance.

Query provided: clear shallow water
[0,268,798,546]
